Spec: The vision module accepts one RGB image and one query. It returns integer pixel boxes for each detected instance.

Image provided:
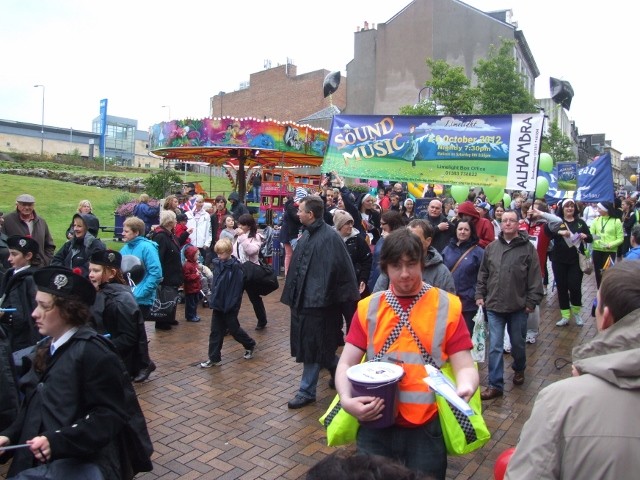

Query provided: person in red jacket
[182,245,202,322]
[456,201,495,248]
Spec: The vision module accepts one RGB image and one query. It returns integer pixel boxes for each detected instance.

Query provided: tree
[541,119,576,164]
[474,40,537,115]
[399,59,476,116]
[145,168,183,199]
[400,39,537,116]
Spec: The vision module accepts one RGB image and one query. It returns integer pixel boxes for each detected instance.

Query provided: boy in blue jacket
[200,238,256,368]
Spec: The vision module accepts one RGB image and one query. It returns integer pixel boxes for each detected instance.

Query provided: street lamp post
[34,84,45,156]
[161,105,171,120]
[417,86,431,104]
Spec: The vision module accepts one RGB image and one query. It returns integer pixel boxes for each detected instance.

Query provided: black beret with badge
[6,235,39,255]
[90,249,122,269]
[33,266,96,305]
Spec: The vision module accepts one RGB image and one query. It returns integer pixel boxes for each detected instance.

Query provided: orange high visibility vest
[356,285,462,426]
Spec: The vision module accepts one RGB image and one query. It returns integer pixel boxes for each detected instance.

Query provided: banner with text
[322,114,544,190]
[541,152,614,204]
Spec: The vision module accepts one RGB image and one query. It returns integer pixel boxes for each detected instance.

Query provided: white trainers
[199,359,221,368]
[243,345,256,359]
[556,318,569,327]
[574,314,585,326]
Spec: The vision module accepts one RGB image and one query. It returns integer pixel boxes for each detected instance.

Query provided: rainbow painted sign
[149,117,328,159]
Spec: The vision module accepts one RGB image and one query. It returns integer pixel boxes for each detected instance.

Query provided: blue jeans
[357,415,446,479]
[185,293,199,321]
[299,363,322,400]
[487,309,527,391]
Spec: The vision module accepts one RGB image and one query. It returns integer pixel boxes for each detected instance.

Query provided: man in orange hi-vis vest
[335,229,478,479]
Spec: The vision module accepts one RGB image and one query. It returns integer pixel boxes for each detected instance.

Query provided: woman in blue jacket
[442,219,484,334]
[120,217,163,323]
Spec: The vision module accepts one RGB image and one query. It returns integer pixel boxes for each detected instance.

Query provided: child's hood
[185,245,199,262]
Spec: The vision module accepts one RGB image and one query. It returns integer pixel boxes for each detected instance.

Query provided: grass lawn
[1,172,235,251]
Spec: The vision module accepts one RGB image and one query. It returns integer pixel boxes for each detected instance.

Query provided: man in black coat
[281,195,360,409]
[425,199,455,253]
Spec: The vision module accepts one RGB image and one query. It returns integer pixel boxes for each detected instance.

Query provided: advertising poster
[322,114,544,191]
[557,161,578,190]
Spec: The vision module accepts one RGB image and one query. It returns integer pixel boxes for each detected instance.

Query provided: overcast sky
[1,0,636,157]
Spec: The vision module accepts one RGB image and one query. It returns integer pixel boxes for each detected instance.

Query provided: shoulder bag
[578,245,593,275]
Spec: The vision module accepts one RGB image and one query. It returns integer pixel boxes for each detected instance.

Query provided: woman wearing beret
[89,250,153,382]
[0,266,152,479]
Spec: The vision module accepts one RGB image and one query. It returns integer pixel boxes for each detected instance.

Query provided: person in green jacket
[590,201,623,287]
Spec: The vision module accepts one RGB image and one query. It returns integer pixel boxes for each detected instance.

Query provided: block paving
[1,269,599,479]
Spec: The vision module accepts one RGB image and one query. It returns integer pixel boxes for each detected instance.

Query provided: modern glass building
[91,114,137,166]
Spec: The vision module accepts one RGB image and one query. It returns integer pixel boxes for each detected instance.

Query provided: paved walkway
[1,270,599,480]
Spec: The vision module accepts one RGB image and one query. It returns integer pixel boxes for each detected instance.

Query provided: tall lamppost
[417,86,431,104]
[161,105,171,120]
[33,84,45,156]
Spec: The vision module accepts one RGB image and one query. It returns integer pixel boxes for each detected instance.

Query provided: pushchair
[200,264,213,308]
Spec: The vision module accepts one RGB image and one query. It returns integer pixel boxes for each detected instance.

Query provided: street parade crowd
[1,177,639,479]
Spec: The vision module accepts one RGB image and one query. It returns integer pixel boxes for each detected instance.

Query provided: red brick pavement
[1,270,600,479]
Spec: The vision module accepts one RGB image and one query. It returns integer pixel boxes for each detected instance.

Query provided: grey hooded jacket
[506,308,640,479]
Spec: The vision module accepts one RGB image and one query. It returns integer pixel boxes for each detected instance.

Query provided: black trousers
[207,308,255,362]
[551,261,583,310]
[245,286,267,327]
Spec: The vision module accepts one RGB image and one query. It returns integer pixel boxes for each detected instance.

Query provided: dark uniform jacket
[91,283,143,377]
[0,327,152,479]
[0,266,39,352]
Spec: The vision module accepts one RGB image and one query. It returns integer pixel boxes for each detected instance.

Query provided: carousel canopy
[149,116,328,168]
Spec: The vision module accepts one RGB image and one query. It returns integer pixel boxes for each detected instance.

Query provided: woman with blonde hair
[65,199,94,239]
[162,194,182,214]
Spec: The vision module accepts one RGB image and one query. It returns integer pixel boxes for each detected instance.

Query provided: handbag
[578,247,593,275]
[436,363,491,456]
[470,307,486,363]
[241,260,279,296]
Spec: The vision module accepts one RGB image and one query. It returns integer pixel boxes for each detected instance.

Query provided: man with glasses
[281,195,360,409]
[475,210,543,400]
[2,194,55,266]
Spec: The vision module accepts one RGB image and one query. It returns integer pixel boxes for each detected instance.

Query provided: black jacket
[150,227,183,287]
[228,192,250,221]
[91,283,143,377]
[426,213,454,253]
[281,218,360,310]
[0,327,152,479]
[51,233,106,277]
[342,231,373,286]
[0,266,40,352]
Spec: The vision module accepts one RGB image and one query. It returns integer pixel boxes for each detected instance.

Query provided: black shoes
[155,323,171,330]
[287,395,316,409]
[255,323,267,331]
[134,362,156,383]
